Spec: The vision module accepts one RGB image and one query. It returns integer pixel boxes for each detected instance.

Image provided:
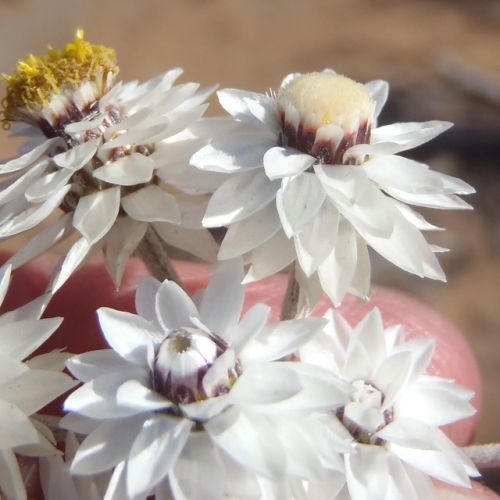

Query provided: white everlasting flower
[192,69,475,308]
[62,259,344,499]
[0,30,219,291]
[299,308,479,499]
[0,265,77,500]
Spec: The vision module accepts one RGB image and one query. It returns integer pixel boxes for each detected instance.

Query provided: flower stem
[464,443,500,469]
[136,225,185,289]
[280,266,301,321]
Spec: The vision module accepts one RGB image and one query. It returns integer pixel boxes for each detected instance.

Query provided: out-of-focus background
[0,0,499,467]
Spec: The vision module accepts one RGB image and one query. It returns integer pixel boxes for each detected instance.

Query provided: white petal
[244,230,296,282]
[372,121,453,149]
[0,264,11,308]
[49,237,93,293]
[0,293,50,324]
[199,259,244,338]
[315,164,370,205]
[244,95,280,131]
[53,140,99,170]
[155,280,199,331]
[0,400,40,449]
[205,407,286,478]
[363,155,474,195]
[266,363,350,413]
[24,167,74,203]
[0,369,76,415]
[345,446,388,500]
[0,317,62,360]
[217,88,276,128]
[93,154,156,186]
[384,187,472,210]
[221,452,261,499]
[6,214,72,271]
[389,441,472,488]
[385,455,420,500]
[71,414,148,475]
[203,169,280,227]
[121,185,180,223]
[364,80,389,120]
[105,217,148,289]
[153,223,218,262]
[230,363,302,405]
[97,308,158,366]
[349,238,371,300]
[378,418,446,451]
[64,371,150,419]
[0,137,60,174]
[135,276,161,325]
[318,222,358,306]
[73,188,120,244]
[353,308,386,370]
[349,121,453,156]
[397,379,476,426]
[126,415,192,498]
[231,303,270,354]
[0,449,26,500]
[0,159,47,205]
[361,210,446,281]
[329,180,396,239]
[263,147,315,180]
[174,433,225,500]
[0,184,70,238]
[154,138,207,168]
[39,455,80,500]
[240,317,326,364]
[202,349,236,397]
[392,200,444,231]
[102,123,168,149]
[116,379,172,412]
[276,172,325,237]
[179,394,231,422]
[66,350,132,382]
[191,130,275,173]
[218,202,281,260]
[375,351,413,409]
[295,200,340,276]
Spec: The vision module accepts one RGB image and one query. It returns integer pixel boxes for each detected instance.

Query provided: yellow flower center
[278,72,374,130]
[1,29,118,128]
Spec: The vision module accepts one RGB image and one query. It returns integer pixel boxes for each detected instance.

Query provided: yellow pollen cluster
[1,29,118,127]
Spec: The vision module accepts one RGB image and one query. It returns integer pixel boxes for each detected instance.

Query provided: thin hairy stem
[464,443,500,469]
[136,225,184,289]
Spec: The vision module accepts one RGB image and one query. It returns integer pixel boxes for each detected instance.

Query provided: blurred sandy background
[0,0,499,455]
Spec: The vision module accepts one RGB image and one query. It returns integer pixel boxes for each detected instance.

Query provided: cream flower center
[153,327,240,405]
[337,380,393,446]
[278,72,374,130]
[277,72,375,165]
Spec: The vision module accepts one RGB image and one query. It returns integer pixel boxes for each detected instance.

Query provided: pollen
[278,72,375,129]
[1,29,118,127]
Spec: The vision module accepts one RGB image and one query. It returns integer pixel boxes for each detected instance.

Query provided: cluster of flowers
[0,31,478,499]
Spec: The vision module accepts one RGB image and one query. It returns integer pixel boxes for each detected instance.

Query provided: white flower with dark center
[0,265,77,500]
[62,259,345,499]
[0,30,220,291]
[191,69,475,308]
[298,308,479,499]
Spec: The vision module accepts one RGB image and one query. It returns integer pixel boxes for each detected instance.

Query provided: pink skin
[1,254,496,499]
